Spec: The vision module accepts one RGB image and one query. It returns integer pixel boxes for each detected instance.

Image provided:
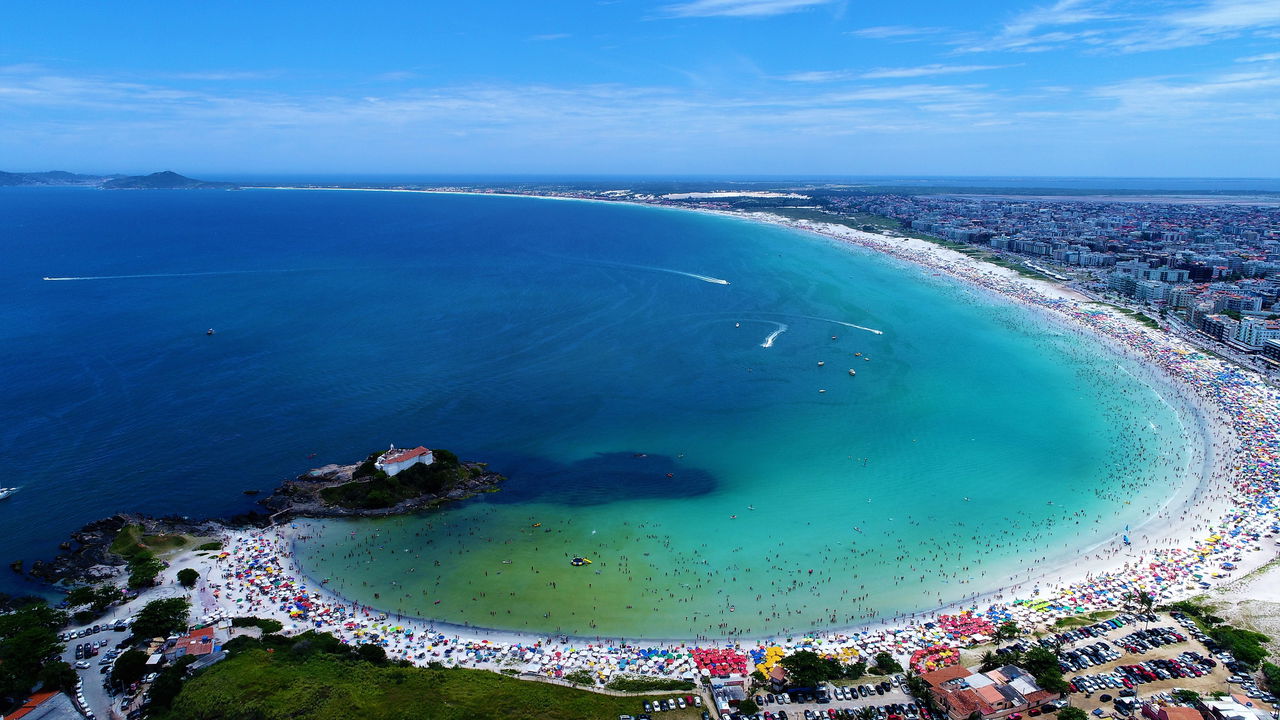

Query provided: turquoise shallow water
[0,188,1192,634]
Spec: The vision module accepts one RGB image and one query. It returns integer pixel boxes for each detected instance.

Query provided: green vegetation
[0,597,68,702]
[739,699,760,715]
[1262,662,1280,693]
[112,524,187,588]
[1059,707,1088,720]
[1054,611,1116,629]
[131,597,191,640]
[111,648,150,686]
[874,651,903,674]
[65,584,123,623]
[778,650,865,687]
[605,676,695,692]
[159,630,701,720]
[178,568,199,588]
[562,669,595,685]
[1021,646,1070,695]
[1172,689,1201,703]
[196,541,223,551]
[321,449,481,509]
[231,616,284,634]
[1163,600,1270,669]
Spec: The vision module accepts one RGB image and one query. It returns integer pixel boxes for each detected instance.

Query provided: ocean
[0,187,1192,638]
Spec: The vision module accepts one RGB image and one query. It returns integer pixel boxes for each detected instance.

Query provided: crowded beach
[168,209,1280,687]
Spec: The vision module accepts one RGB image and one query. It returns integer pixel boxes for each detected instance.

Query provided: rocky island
[15,446,504,587]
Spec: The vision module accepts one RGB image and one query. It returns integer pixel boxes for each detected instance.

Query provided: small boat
[0,487,17,501]
[666,473,673,478]
[570,557,592,566]
[855,352,862,356]
[242,489,260,495]
[531,522,542,527]
[502,560,512,565]
[735,322,740,328]
[848,369,856,376]
[747,505,755,511]
[206,328,215,335]
[818,361,825,367]
[1123,535,1131,545]
[818,389,826,393]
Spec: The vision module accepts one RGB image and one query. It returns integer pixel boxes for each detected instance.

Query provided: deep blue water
[0,188,1189,633]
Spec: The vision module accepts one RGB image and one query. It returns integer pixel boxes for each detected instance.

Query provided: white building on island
[375,445,435,476]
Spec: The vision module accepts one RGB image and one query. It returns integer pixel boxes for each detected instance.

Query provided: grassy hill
[161,632,700,720]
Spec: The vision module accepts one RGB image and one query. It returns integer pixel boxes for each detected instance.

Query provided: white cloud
[860,64,1011,79]
[660,0,835,18]
[779,70,854,82]
[1237,52,1280,62]
[528,33,571,41]
[847,25,945,40]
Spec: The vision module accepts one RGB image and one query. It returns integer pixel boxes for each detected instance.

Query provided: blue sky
[1,0,1278,176]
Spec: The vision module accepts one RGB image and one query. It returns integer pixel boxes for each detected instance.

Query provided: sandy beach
[159,187,1280,680]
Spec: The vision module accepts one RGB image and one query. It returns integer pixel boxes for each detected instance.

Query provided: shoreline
[78,186,1280,674]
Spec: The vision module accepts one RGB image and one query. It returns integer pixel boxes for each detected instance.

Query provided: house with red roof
[374,445,435,477]
[923,664,1059,720]
[165,626,216,660]
[4,691,80,720]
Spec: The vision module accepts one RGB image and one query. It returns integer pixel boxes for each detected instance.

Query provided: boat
[0,487,16,500]
[848,369,856,376]
[570,557,592,566]
[817,361,825,367]
[206,328,215,335]
[531,522,542,527]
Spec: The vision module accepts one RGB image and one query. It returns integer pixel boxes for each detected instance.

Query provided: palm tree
[994,621,1021,648]
[855,707,879,720]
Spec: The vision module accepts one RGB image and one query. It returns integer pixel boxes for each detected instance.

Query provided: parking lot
[743,677,918,720]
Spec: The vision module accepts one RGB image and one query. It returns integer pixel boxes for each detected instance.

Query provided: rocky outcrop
[20,513,223,586]
[257,460,504,520]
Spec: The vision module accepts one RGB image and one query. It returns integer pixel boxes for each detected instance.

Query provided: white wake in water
[545,254,729,285]
[800,315,885,336]
[43,269,297,281]
[760,323,788,348]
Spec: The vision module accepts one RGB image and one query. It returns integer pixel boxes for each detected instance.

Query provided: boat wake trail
[760,323,788,348]
[43,269,302,281]
[545,254,730,285]
[800,315,885,336]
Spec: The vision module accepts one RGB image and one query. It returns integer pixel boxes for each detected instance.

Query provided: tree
[780,650,845,688]
[1059,707,1088,720]
[979,651,1002,672]
[131,597,191,640]
[1172,689,1201,704]
[111,649,149,687]
[356,643,387,665]
[874,652,903,674]
[739,699,760,715]
[37,660,78,693]
[847,660,867,680]
[177,568,199,588]
[0,600,67,701]
[855,707,879,720]
[994,622,1021,647]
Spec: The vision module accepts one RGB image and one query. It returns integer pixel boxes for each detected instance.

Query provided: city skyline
[1,0,1278,177]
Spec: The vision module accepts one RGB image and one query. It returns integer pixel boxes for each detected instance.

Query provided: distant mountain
[0,170,112,186]
[0,169,237,189]
[101,171,237,190]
